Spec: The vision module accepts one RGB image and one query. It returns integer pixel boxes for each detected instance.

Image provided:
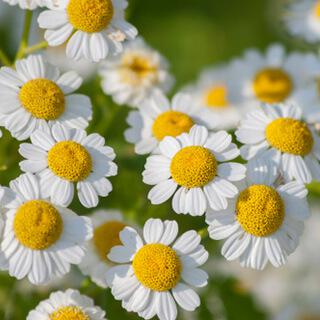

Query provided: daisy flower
[18,123,117,208]
[106,218,209,320]
[142,125,246,216]
[206,158,310,270]
[38,0,138,62]
[183,63,243,130]
[100,37,174,107]
[231,44,320,109]
[2,0,45,10]
[0,173,93,285]
[283,0,320,43]
[27,289,106,319]
[235,103,320,183]
[79,209,129,288]
[0,54,92,141]
[125,90,215,155]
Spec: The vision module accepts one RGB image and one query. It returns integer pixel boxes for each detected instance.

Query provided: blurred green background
[0,0,308,319]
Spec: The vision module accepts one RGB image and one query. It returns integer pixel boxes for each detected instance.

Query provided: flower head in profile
[107,218,208,320]
[38,0,138,62]
[19,123,117,208]
[207,159,310,270]
[27,289,106,319]
[143,125,246,216]
[0,55,92,141]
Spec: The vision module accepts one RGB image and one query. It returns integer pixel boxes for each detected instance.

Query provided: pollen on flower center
[19,79,65,120]
[170,146,217,188]
[132,243,181,291]
[152,111,194,141]
[67,0,114,33]
[205,85,229,108]
[48,141,92,182]
[93,220,127,262]
[253,68,293,103]
[14,200,63,250]
[265,118,314,156]
[236,185,285,237]
[50,306,89,320]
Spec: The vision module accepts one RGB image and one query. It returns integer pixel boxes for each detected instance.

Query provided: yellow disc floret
[315,1,320,18]
[50,306,89,320]
[152,111,194,141]
[265,118,314,156]
[236,185,285,237]
[19,79,65,120]
[253,68,293,103]
[133,243,181,291]
[14,200,63,250]
[170,146,217,188]
[48,141,93,182]
[205,85,229,108]
[67,0,114,33]
[93,220,127,262]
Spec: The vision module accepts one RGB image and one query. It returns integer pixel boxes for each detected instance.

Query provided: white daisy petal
[172,283,200,311]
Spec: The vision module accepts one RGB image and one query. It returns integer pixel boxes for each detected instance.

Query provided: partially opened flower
[79,209,129,288]
[107,218,208,320]
[125,90,215,155]
[19,123,117,208]
[100,37,174,107]
[38,0,138,62]
[0,55,92,141]
[2,0,45,10]
[236,103,320,183]
[0,173,93,285]
[142,125,246,216]
[27,289,106,319]
[207,159,309,270]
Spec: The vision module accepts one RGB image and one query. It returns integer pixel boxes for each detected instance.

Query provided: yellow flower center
[314,1,320,18]
[205,85,229,108]
[265,118,314,156]
[14,200,63,250]
[152,111,194,141]
[19,79,65,120]
[93,220,127,262]
[170,146,217,188]
[236,185,285,237]
[67,0,114,33]
[50,306,89,320]
[48,141,92,182]
[132,243,181,291]
[120,53,158,85]
[253,68,293,103]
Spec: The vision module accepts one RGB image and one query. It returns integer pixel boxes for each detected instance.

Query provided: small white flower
[125,90,215,155]
[207,158,310,270]
[107,218,208,320]
[0,173,93,285]
[142,125,246,216]
[27,288,106,319]
[18,123,118,208]
[2,0,45,10]
[0,55,92,141]
[38,0,138,62]
[100,37,174,107]
[79,209,129,288]
[283,0,320,43]
[236,103,320,183]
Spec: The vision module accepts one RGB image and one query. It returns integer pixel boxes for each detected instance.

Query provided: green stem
[24,41,48,55]
[0,49,11,66]
[15,10,33,61]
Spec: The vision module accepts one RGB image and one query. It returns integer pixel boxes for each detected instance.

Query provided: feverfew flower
[19,123,117,208]
[236,103,320,183]
[207,159,310,269]
[0,173,93,285]
[100,37,174,107]
[125,90,215,155]
[38,0,138,62]
[143,125,246,216]
[27,289,106,319]
[107,218,208,320]
[0,55,92,141]
[2,0,45,10]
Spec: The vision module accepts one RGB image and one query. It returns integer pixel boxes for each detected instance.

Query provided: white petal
[157,292,177,320]
[217,163,246,182]
[172,283,200,311]
[148,179,177,205]
[143,218,164,244]
[172,230,200,255]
